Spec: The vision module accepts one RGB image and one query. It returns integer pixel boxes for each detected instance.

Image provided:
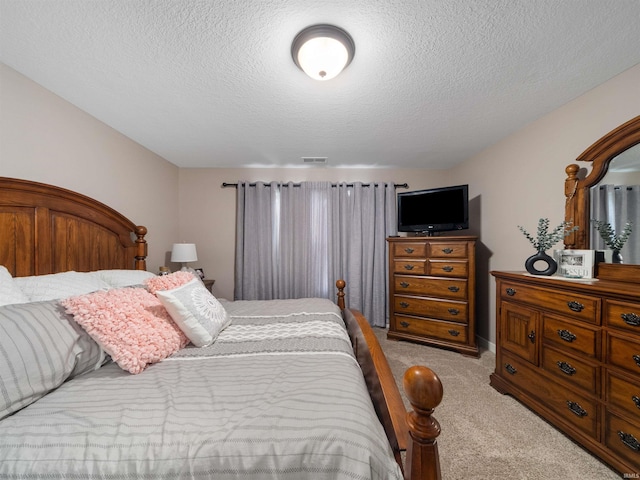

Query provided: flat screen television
[397,184,469,234]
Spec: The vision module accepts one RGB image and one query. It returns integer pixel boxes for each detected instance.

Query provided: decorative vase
[612,250,623,264]
[525,250,558,276]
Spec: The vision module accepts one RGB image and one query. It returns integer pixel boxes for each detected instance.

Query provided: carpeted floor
[373,328,622,480]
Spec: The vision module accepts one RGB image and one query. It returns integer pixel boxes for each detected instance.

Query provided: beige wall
[0,64,180,273]
[450,63,640,350]
[3,59,639,350]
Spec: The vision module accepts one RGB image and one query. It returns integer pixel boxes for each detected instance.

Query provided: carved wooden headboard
[0,177,147,277]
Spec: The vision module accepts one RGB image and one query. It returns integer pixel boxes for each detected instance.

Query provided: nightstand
[202,279,215,292]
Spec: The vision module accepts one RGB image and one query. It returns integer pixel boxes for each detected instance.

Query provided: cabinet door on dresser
[499,301,539,365]
[387,236,478,357]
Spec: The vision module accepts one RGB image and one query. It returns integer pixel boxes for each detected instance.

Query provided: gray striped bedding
[0,298,403,480]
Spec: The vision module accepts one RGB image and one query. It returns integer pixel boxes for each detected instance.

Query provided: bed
[0,177,443,480]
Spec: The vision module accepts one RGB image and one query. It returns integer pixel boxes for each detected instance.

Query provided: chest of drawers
[387,236,478,356]
[491,271,640,475]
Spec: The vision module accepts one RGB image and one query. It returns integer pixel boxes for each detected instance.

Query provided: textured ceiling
[1,0,640,169]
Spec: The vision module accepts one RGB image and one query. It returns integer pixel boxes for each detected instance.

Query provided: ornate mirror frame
[564,115,640,282]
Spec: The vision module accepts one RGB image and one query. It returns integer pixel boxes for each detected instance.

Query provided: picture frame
[194,268,205,280]
[553,249,597,279]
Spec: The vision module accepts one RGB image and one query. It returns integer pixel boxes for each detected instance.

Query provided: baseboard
[477,336,495,353]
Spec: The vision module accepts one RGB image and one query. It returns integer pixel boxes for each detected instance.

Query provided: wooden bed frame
[0,176,444,480]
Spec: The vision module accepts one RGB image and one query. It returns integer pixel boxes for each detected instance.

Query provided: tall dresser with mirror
[491,116,640,476]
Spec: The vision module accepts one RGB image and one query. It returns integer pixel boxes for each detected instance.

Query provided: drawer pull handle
[448,308,460,316]
[404,247,414,253]
[622,312,640,327]
[442,248,454,254]
[404,264,415,270]
[505,363,517,375]
[442,266,454,272]
[448,329,460,337]
[506,288,516,296]
[557,329,577,343]
[400,321,410,328]
[634,354,640,367]
[399,302,410,308]
[448,286,460,292]
[399,282,410,288]
[527,330,536,343]
[566,401,588,418]
[556,361,576,376]
[632,395,640,409]
[618,431,640,452]
[567,301,584,312]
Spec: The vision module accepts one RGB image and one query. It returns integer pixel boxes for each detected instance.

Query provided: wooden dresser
[491,271,640,475]
[387,236,478,357]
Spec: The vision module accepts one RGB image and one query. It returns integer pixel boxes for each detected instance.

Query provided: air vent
[301,157,328,164]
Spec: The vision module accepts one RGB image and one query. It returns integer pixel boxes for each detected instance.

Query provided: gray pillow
[0,300,106,420]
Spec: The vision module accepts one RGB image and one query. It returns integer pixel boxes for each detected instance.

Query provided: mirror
[590,145,640,263]
[564,115,640,279]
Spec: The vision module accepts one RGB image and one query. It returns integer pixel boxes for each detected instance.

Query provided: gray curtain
[235,181,397,327]
[590,184,639,264]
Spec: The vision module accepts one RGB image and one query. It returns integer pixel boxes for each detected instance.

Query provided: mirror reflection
[589,143,640,264]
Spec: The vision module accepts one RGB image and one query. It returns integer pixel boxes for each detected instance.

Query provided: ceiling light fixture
[291,24,355,81]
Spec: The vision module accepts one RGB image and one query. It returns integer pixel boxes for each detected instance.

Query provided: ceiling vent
[302,157,328,164]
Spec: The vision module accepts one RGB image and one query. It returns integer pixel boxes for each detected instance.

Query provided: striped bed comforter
[0,298,403,480]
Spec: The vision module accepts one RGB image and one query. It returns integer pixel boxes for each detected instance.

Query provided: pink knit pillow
[61,288,189,374]
[145,271,195,295]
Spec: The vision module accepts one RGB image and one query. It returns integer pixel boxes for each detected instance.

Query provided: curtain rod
[222,182,409,188]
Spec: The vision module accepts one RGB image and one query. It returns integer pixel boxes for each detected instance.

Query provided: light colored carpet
[373,328,621,480]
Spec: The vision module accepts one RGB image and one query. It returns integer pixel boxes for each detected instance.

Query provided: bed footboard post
[134,226,148,271]
[403,366,443,480]
[335,279,346,309]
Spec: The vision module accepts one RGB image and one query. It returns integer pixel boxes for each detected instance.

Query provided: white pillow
[13,271,110,302]
[156,277,230,347]
[0,266,30,306]
[96,269,156,288]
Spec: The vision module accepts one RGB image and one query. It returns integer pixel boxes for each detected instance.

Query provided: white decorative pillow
[156,277,230,347]
[14,271,110,302]
[0,266,30,306]
[96,269,156,288]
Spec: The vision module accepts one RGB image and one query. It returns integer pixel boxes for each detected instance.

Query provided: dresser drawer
[394,275,467,300]
[393,314,468,343]
[392,242,426,258]
[394,295,467,322]
[499,282,599,325]
[426,241,468,258]
[393,259,427,274]
[605,299,640,335]
[426,259,468,278]
[542,314,599,358]
[606,332,640,376]
[541,345,599,394]
[606,371,640,419]
[604,412,640,472]
[499,352,599,438]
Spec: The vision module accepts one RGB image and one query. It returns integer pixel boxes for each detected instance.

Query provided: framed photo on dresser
[554,249,596,278]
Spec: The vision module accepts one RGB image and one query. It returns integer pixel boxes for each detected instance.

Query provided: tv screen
[397,184,469,234]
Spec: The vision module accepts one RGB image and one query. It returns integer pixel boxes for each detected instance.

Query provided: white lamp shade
[296,36,349,81]
[171,243,198,263]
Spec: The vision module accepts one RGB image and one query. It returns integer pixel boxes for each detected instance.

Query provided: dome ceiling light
[291,24,355,81]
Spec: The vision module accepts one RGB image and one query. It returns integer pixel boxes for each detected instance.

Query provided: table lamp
[171,243,198,272]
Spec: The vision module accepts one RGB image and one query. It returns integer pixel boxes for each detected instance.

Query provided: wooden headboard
[0,177,147,277]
